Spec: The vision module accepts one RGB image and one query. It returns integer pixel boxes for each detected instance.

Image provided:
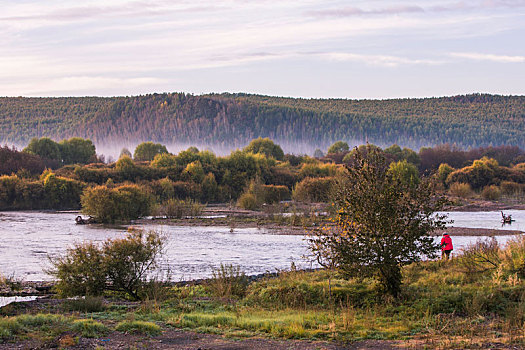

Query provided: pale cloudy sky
[0,0,524,98]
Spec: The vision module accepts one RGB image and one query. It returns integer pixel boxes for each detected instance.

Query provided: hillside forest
[0,93,524,154]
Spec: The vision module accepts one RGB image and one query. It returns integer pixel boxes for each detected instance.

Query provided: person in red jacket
[440,233,453,260]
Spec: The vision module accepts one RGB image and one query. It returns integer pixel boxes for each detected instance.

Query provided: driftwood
[501,211,514,224]
[75,215,97,225]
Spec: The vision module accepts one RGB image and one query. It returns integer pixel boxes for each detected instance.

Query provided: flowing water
[0,211,523,282]
[0,296,38,308]
[441,210,525,231]
[0,211,313,281]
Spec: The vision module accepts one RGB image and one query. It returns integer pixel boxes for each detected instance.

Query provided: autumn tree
[134,142,168,161]
[308,147,448,296]
[243,137,284,160]
[327,141,349,154]
[24,137,61,162]
[59,137,96,164]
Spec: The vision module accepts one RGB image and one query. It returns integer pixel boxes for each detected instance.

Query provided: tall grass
[207,264,249,298]
[154,198,203,218]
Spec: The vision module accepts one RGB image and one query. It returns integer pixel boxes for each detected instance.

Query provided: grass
[3,238,525,347]
[63,296,106,313]
[72,319,108,337]
[0,314,72,340]
[115,320,162,336]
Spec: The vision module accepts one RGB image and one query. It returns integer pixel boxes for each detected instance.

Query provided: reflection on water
[442,210,525,231]
[0,211,523,281]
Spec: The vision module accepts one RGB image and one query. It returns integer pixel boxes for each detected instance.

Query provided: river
[0,211,523,281]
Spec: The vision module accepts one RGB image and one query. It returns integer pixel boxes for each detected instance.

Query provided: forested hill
[1,93,524,152]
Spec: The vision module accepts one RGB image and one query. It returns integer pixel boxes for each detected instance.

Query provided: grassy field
[2,237,525,349]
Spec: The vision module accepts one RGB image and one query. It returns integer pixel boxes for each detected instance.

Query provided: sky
[0,0,524,99]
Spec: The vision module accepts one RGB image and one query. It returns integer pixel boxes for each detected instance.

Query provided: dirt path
[0,329,401,350]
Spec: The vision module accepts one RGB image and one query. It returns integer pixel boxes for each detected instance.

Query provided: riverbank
[134,204,524,236]
[2,261,525,349]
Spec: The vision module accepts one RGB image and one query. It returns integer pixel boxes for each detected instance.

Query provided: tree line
[1,137,524,220]
[1,93,524,151]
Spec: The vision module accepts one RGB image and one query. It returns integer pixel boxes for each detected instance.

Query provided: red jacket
[441,234,453,251]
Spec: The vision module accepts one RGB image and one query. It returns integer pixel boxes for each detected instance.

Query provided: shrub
[201,172,218,202]
[262,185,290,203]
[42,172,84,209]
[292,177,334,202]
[81,184,152,223]
[172,181,202,200]
[151,153,177,168]
[49,242,107,297]
[237,192,257,210]
[501,236,525,277]
[115,320,161,336]
[459,238,501,274]
[481,185,501,200]
[49,229,165,299]
[448,182,472,198]
[0,145,46,175]
[500,181,524,195]
[103,230,166,299]
[298,163,337,180]
[63,296,106,313]
[0,317,21,339]
[182,161,205,183]
[207,264,250,299]
[154,198,203,218]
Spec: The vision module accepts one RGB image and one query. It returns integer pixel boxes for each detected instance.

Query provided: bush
[172,181,202,200]
[298,163,337,180]
[153,198,203,218]
[49,242,107,297]
[437,163,455,186]
[207,264,249,299]
[63,296,106,313]
[42,172,84,209]
[481,185,501,200]
[500,181,524,196]
[81,184,152,223]
[237,193,257,210]
[103,230,166,299]
[459,238,501,275]
[49,229,165,299]
[448,182,472,198]
[262,185,290,203]
[501,236,525,277]
[115,320,161,336]
[292,177,334,202]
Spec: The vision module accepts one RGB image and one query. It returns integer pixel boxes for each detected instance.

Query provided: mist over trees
[1,93,524,153]
[1,136,524,219]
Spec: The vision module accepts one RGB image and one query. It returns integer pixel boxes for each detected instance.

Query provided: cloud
[307,0,525,18]
[319,52,444,67]
[0,76,166,96]
[0,1,225,25]
[451,52,525,63]
[308,5,424,18]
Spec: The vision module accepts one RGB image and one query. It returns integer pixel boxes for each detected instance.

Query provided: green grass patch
[115,320,161,336]
[72,319,108,338]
